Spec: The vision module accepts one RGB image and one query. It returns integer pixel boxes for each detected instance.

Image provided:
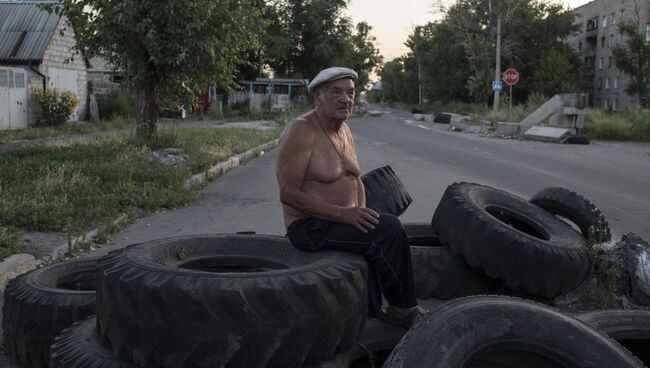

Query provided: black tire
[434,113,451,124]
[2,257,98,368]
[383,296,644,368]
[431,183,590,297]
[566,134,591,145]
[361,166,412,217]
[50,316,135,368]
[530,187,611,242]
[578,310,650,365]
[404,223,502,299]
[304,319,406,368]
[96,234,367,368]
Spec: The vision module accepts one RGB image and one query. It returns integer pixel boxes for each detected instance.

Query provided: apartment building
[566,0,649,110]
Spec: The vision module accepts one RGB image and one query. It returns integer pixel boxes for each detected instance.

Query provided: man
[275,67,425,328]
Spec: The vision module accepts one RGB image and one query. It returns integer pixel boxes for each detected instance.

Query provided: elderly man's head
[309,67,357,121]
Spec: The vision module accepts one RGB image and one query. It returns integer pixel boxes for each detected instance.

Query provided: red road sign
[503,68,519,86]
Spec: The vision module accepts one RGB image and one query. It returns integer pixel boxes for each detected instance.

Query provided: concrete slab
[413,114,424,121]
[523,126,572,143]
[465,125,490,135]
[423,114,434,123]
[0,254,36,291]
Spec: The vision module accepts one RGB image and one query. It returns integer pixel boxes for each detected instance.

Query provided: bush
[35,88,80,127]
[99,90,134,119]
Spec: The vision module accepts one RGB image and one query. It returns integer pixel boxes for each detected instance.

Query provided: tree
[531,46,580,96]
[55,0,263,146]
[612,3,650,108]
[263,0,382,92]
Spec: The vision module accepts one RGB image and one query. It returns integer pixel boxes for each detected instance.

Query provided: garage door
[48,67,79,121]
[0,67,28,130]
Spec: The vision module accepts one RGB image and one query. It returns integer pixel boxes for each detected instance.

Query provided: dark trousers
[286,213,417,318]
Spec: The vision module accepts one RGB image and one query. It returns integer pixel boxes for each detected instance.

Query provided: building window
[646,24,650,43]
[602,15,608,27]
[612,99,617,111]
[603,99,608,110]
[611,12,616,24]
[610,34,615,46]
[614,77,619,89]
[608,56,613,68]
[605,77,610,89]
[587,17,598,31]
[579,42,583,50]
[599,77,603,89]
[0,70,7,87]
[601,36,606,47]
[599,57,603,69]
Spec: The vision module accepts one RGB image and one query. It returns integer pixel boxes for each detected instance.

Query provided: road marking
[404,120,414,124]
[417,125,430,130]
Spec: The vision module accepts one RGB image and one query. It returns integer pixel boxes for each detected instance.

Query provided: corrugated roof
[0,2,61,63]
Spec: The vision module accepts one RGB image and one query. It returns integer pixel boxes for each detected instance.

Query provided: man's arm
[357,178,367,208]
[276,119,378,233]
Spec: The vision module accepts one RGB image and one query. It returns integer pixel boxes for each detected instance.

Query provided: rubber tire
[431,182,590,297]
[578,310,650,365]
[383,296,644,368]
[566,134,591,145]
[404,223,502,299]
[304,319,406,368]
[434,113,451,124]
[50,316,135,368]
[96,234,367,368]
[361,166,412,217]
[530,187,611,242]
[2,257,98,368]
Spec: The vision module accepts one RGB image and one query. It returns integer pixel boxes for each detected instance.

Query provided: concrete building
[566,0,650,110]
[0,1,88,129]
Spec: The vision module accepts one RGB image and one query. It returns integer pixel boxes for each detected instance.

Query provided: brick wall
[39,15,88,121]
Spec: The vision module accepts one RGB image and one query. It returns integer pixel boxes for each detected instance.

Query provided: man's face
[317,78,355,121]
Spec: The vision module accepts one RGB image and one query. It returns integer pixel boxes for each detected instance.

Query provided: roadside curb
[0,138,279,287]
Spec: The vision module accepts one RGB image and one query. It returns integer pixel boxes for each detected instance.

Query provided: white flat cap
[308,67,358,94]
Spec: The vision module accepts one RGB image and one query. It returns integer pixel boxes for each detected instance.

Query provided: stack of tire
[3,235,373,368]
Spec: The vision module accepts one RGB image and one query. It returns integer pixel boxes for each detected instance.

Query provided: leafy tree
[531,46,580,96]
[263,0,382,92]
[55,0,263,146]
[612,12,650,107]
[383,0,579,105]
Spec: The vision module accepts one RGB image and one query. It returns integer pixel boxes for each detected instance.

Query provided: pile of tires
[3,235,373,368]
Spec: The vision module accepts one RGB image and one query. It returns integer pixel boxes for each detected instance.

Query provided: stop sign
[502,68,519,86]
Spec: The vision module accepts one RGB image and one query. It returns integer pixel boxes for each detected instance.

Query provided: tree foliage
[55,0,263,146]
[612,18,650,106]
[262,0,382,91]
[379,0,579,106]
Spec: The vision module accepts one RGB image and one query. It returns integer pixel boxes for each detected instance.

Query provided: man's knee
[376,213,405,234]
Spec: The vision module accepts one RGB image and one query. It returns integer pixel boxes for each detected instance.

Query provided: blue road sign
[492,80,503,92]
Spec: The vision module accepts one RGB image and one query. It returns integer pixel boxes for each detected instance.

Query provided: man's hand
[341,207,380,233]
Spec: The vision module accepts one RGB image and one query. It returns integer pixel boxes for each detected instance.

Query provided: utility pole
[493,15,501,111]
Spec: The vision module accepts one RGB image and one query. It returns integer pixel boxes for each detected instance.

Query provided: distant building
[566,0,650,110]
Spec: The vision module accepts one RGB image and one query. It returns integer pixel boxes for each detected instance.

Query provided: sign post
[502,68,519,121]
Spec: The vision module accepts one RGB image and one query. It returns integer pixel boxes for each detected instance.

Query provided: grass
[0,117,133,144]
[0,120,288,259]
[583,109,650,142]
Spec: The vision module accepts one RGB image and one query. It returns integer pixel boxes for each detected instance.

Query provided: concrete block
[413,114,424,121]
[465,125,490,135]
[0,254,36,290]
[520,95,564,132]
[423,114,434,123]
[496,122,520,137]
[523,126,572,143]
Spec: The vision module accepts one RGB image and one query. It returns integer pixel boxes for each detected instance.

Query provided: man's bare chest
[306,140,361,183]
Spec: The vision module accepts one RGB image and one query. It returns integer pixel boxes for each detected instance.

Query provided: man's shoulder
[285,112,318,137]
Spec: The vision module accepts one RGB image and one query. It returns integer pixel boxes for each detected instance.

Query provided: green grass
[583,109,650,142]
[0,226,23,260]
[0,117,133,144]
[0,125,283,243]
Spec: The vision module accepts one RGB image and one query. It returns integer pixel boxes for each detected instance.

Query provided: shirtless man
[275,67,425,327]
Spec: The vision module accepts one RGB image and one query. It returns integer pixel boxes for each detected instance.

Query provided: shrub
[35,88,80,127]
[99,90,134,119]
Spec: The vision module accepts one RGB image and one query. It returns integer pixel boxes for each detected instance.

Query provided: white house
[0,1,88,129]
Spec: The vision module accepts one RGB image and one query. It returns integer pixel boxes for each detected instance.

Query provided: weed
[583,109,650,142]
[0,226,23,260]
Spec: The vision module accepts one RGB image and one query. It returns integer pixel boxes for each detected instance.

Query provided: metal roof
[0,2,61,63]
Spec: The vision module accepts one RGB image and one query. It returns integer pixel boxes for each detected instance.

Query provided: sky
[345,0,594,61]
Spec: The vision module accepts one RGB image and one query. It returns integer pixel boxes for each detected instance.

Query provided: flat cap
[308,67,358,94]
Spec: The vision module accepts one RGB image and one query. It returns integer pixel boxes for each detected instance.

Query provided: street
[100,105,650,253]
